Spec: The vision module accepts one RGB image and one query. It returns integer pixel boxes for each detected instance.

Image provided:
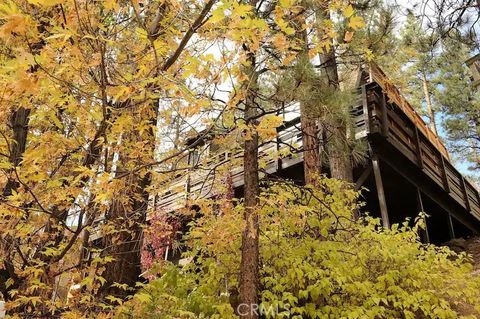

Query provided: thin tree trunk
[239,1,260,316]
[240,112,260,318]
[294,11,322,185]
[421,71,438,135]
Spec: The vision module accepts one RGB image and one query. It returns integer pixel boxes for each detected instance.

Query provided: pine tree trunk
[318,8,353,183]
[421,71,438,135]
[319,47,353,182]
[294,12,322,185]
[328,129,353,182]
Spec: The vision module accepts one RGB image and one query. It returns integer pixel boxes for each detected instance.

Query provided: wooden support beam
[416,188,430,243]
[439,155,450,194]
[476,188,480,215]
[361,85,371,135]
[372,155,390,228]
[354,164,372,190]
[447,213,456,239]
[380,93,389,137]
[413,127,424,170]
[460,176,471,212]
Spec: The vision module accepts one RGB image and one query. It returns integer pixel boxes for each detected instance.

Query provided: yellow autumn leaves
[26,0,63,6]
[0,1,31,40]
[343,4,365,42]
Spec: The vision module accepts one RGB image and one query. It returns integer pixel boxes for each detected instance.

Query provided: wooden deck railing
[364,82,480,220]
[156,119,306,212]
[368,63,450,159]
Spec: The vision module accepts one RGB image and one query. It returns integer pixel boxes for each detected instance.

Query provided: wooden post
[439,155,450,193]
[416,188,430,243]
[380,92,389,137]
[361,85,371,135]
[354,164,372,191]
[447,214,456,239]
[460,176,471,212]
[372,155,390,228]
[476,188,480,215]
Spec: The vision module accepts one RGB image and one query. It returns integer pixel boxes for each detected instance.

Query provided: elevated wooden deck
[156,66,480,235]
[367,63,449,159]
[361,81,480,233]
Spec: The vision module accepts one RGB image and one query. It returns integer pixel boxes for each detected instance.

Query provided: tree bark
[239,1,260,316]
[240,112,260,318]
[2,107,30,197]
[318,8,353,183]
[0,105,31,302]
[99,173,146,298]
[294,12,322,185]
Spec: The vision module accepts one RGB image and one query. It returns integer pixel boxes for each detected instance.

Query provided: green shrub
[117,178,480,318]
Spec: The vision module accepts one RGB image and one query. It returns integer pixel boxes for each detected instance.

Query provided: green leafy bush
[117,178,480,318]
